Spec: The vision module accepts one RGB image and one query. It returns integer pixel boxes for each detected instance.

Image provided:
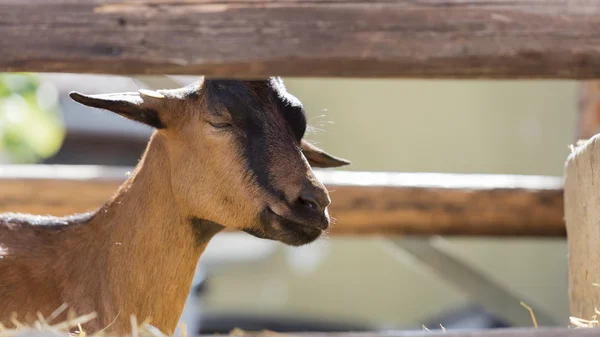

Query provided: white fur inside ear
[138,88,165,99]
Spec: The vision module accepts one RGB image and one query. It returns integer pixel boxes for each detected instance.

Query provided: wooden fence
[0,165,565,236]
[3,0,600,78]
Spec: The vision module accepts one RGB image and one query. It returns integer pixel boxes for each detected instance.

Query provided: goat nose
[298,187,330,212]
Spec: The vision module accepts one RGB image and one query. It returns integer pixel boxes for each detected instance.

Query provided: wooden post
[564,133,600,319]
[576,81,600,141]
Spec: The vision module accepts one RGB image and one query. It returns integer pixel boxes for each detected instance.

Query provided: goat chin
[250,208,326,246]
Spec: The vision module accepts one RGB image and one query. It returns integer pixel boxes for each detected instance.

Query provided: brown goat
[0,77,349,335]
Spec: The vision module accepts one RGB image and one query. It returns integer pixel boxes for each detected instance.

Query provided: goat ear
[301,140,350,168]
[69,91,166,129]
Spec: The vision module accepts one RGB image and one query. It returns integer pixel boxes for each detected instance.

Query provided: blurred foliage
[0,73,65,164]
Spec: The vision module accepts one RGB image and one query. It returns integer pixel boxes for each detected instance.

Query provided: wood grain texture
[564,134,600,320]
[2,0,600,78]
[0,165,565,237]
[576,81,600,141]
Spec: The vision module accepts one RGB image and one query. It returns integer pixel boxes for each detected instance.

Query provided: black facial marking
[190,218,224,246]
[203,78,305,201]
[280,102,307,142]
[271,79,307,142]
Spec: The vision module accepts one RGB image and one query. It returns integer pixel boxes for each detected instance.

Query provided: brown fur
[0,77,349,335]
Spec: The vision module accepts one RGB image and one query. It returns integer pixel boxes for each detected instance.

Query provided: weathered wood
[576,81,600,141]
[3,1,600,78]
[564,134,600,320]
[0,165,565,237]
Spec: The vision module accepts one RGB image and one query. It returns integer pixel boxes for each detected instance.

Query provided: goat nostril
[299,192,324,211]
[305,199,319,210]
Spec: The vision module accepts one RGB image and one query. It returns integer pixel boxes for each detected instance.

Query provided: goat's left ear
[301,140,350,168]
[69,90,166,129]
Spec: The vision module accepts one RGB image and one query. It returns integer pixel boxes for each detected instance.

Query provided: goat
[0,77,349,335]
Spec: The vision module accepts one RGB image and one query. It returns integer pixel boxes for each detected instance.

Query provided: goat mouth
[263,208,324,246]
[266,207,326,230]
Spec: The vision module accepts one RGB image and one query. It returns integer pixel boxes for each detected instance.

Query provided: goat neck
[79,133,220,334]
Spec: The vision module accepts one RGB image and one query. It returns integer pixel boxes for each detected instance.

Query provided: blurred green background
[0,73,64,164]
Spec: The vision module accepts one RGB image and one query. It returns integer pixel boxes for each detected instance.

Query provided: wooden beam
[564,134,600,320]
[2,1,600,78]
[0,165,565,237]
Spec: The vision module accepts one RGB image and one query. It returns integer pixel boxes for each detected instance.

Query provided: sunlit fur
[0,77,349,335]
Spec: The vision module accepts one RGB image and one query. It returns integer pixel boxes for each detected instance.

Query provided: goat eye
[209,121,232,129]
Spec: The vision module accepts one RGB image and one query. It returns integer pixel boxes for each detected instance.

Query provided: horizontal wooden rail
[2,1,600,78]
[0,165,565,237]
